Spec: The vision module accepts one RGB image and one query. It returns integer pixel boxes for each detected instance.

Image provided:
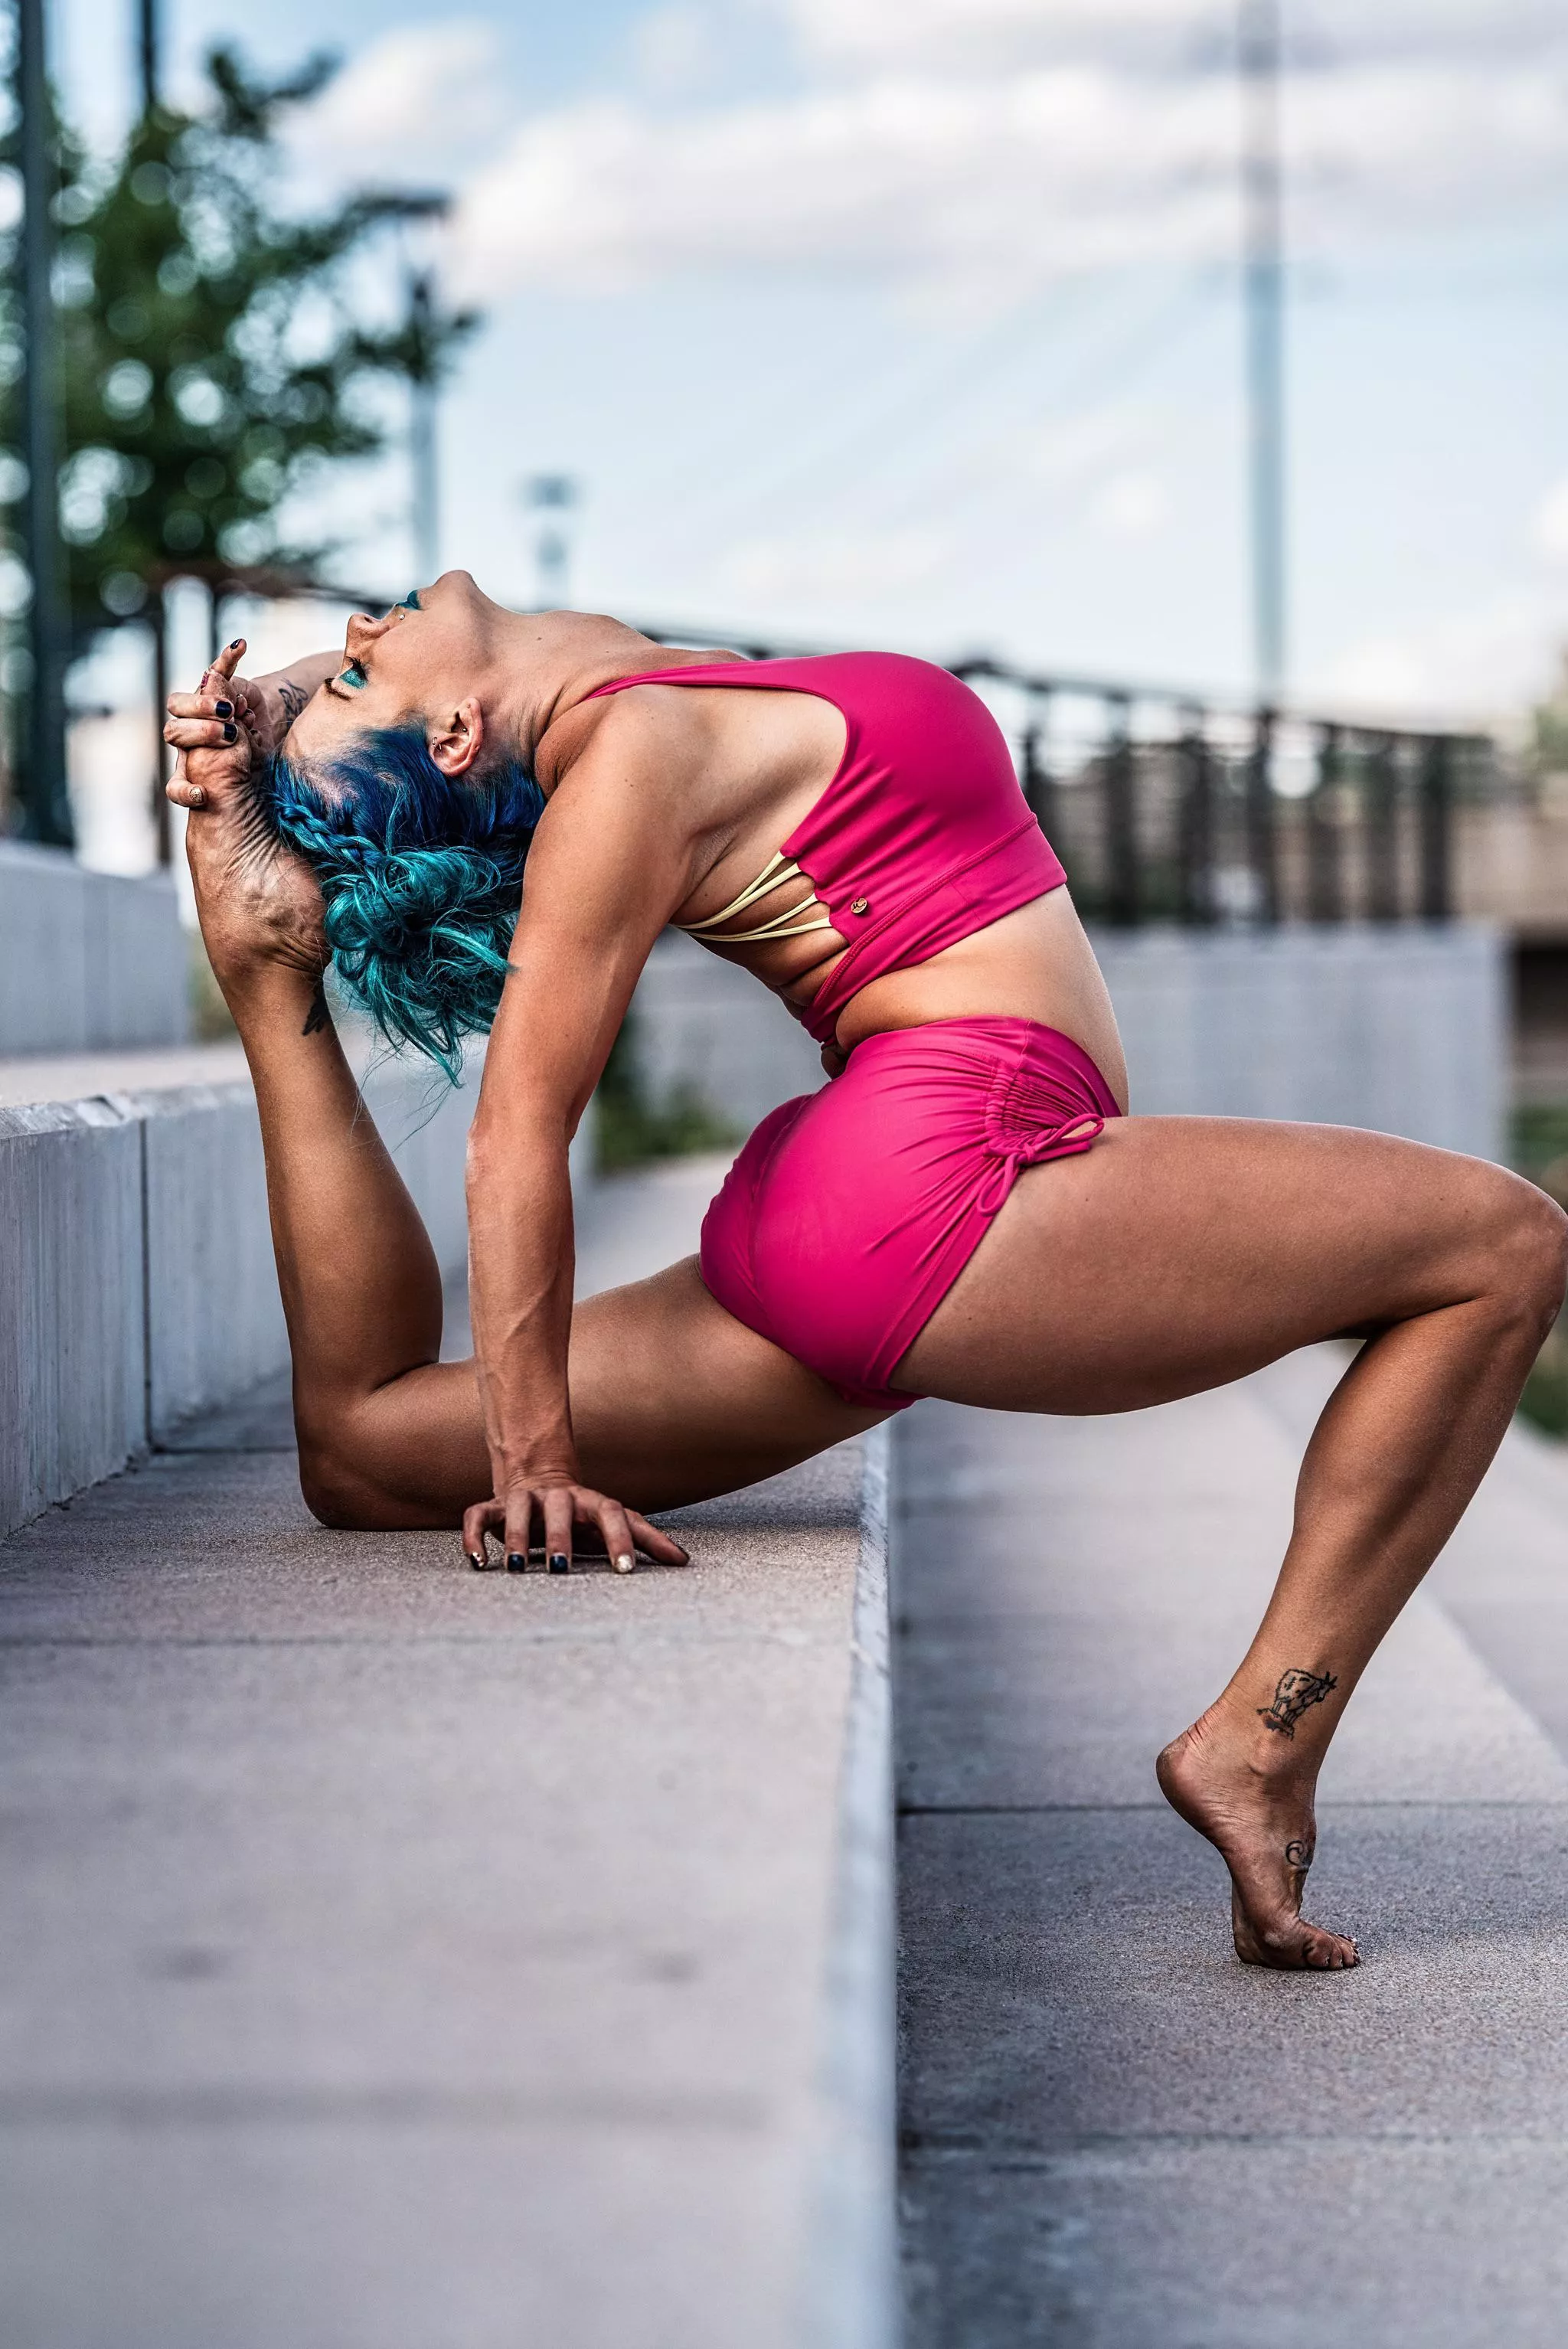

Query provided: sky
[46,0,1568,732]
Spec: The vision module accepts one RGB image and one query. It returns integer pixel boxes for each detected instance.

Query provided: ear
[429,696,485,779]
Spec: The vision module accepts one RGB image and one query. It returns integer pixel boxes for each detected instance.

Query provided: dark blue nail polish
[222,723,237,742]
[548,1552,570,1575]
[214,700,232,717]
[505,1550,527,1573]
[469,1548,496,1572]
[229,638,242,649]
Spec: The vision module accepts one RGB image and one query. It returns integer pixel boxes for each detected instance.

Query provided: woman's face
[283,570,500,769]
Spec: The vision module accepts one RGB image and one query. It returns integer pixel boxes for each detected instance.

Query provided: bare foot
[1156,1712,1359,1970]
[164,640,328,989]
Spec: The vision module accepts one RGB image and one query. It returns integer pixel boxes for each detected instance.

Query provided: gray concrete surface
[896,1358,1568,2347]
[0,1155,888,2349]
[0,844,188,1053]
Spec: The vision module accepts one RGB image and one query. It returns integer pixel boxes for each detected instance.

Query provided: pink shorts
[698,1016,1121,1410]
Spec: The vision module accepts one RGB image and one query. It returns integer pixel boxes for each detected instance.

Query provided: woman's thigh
[328,1258,883,1528]
[570,1256,889,1506]
[894,1116,1540,1413]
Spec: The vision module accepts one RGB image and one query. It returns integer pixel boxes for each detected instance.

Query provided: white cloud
[720,524,949,603]
[450,52,1568,302]
[1319,593,1568,724]
[1534,480,1568,565]
[296,22,508,167]
[773,0,1568,72]
[1091,469,1168,537]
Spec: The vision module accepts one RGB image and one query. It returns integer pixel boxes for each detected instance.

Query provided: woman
[165,573,1566,1973]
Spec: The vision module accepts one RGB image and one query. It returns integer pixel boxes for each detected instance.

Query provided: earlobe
[430,696,485,779]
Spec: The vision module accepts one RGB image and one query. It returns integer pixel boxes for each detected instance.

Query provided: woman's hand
[164,638,329,992]
[461,1476,691,1576]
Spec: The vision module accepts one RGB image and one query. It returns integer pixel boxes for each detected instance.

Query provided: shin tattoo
[1257,1665,1338,1740]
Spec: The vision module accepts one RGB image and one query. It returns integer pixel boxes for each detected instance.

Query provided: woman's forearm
[466,1112,580,1490]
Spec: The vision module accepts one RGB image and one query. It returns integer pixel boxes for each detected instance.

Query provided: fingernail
[548,1551,570,1575]
[214,700,232,717]
[229,639,243,649]
[469,1548,496,1572]
[613,1553,635,1575]
[505,1551,527,1574]
[188,786,206,809]
[222,723,237,743]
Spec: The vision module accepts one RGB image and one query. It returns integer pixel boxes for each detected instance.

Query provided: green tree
[2,43,477,832]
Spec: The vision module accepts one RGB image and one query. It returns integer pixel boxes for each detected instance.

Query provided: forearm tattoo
[302,982,330,1037]
[276,679,309,725]
[1257,1665,1338,1740]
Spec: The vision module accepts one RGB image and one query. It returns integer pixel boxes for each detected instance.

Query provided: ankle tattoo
[1257,1665,1338,1740]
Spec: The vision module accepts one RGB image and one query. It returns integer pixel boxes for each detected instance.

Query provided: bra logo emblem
[850,896,869,914]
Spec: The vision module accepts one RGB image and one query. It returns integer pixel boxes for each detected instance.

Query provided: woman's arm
[461,727,701,1573]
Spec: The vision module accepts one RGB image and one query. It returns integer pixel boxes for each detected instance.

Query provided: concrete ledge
[0,1044,484,1537]
[0,845,188,1054]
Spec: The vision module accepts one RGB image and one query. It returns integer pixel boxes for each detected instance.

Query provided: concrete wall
[0,1049,486,1537]
[633,922,1508,1165]
[632,933,824,1133]
[1090,922,1507,1162]
[0,843,188,1053]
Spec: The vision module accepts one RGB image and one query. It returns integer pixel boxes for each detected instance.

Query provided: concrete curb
[801,1421,900,2348]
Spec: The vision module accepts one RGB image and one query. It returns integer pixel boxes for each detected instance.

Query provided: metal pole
[1177,704,1217,925]
[1246,706,1279,923]
[16,0,70,846]
[1419,735,1453,921]
[1240,0,1286,704]
[409,273,439,582]
[139,0,159,114]
[1103,694,1139,926]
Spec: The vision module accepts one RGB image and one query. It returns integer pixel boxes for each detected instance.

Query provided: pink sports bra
[584,651,1067,1047]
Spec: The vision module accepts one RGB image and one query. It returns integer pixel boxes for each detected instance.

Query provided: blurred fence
[638,623,1491,930]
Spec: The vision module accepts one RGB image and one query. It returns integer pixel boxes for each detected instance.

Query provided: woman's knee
[1478,1168,1568,1341]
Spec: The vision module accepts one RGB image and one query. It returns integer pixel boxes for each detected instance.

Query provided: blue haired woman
[166,573,1564,1973]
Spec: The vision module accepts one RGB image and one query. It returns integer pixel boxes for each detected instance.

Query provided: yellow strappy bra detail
[675,848,835,944]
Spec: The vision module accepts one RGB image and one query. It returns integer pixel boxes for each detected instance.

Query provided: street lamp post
[139,0,159,114]
[409,270,440,583]
[1240,0,1287,707]
[522,475,580,609]
[15,0,71,845]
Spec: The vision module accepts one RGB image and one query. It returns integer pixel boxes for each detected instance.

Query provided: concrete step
[895,1362,1568,2348]
[0,1156,895,2349]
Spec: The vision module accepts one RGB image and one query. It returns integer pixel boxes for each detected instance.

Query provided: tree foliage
[1,44,478,649]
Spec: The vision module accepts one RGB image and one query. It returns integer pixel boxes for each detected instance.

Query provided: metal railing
[634,621,1492,927]
[950,658,1493,928]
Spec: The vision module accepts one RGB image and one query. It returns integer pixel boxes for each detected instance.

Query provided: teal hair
[267,721,545,1080]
